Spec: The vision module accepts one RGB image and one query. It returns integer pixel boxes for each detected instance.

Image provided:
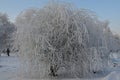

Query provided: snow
[0,54,21,80]
[1,2,120,80]
[0,53,120,80]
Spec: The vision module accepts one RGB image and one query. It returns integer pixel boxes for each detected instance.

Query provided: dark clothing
[7,48,10,56]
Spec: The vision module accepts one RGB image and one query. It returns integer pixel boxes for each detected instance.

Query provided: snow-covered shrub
[0,13,15,52]
[15,2,118,78]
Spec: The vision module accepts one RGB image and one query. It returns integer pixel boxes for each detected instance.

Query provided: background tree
[0,13,16,55]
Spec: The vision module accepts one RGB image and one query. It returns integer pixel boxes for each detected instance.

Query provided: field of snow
[0,53,120,80]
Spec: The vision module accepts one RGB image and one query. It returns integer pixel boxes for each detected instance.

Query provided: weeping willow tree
[14,2,118,78]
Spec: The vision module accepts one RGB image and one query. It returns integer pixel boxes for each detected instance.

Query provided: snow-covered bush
[15,2,119,78]
[0,13,15,53]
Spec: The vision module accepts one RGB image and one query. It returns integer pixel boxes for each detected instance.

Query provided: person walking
[6,48,10,56]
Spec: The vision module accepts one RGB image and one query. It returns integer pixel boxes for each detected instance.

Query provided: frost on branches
[15,3,120,78]
[0,13,15,53]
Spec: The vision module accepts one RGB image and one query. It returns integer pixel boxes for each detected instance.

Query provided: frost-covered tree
[111,34,120,51]
[0,13,15,53]
[15,2,120,78]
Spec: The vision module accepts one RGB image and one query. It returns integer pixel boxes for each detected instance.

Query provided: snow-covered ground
[0,53,21,80]
[0,53,120,80]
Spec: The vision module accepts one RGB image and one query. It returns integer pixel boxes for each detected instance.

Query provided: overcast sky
[0,0,119,34]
